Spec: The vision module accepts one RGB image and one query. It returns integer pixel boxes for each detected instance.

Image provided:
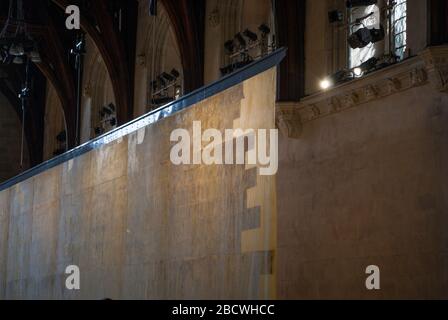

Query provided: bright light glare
[353,67,363,77]
[320,79,332,90]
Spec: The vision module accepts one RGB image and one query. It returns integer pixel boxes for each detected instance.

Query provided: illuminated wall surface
[0,68,277,300]
[1,54,448,300]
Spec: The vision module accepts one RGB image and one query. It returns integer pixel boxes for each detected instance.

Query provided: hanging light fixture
[12,56,24,64]
[0,0,41,65]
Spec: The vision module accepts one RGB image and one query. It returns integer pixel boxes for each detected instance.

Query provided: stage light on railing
[234,33,247,48]
[109,117,117,127]
[30,50,41,63]
[243,29,258,42]
[319,70,353,90]
[258,24,271,35]
[353,67,363,77]
[13,56,23,65]
[170,68,180,79]
[9,44,24,56]
[220,23,275,77]
[157,75,167,88]
[56,131,67,143]
[95,127,105,135]
[161,72,175,82]
[151,80,158,91]
[358,56,379,73]
[224,40,235,55]
[348,25,385,49]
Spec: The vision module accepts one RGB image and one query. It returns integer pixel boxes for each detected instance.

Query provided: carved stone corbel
[276,102,303,139]
[420,45,448,93]
[136,53,146,66]
[83,84,92,97]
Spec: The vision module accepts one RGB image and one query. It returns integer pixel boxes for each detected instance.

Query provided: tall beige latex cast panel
[0,68,277,300]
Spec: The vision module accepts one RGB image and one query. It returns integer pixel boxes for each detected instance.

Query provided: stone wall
[277,55,448,299]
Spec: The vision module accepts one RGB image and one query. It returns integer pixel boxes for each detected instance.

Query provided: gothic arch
[134,0,183,116]
[0,93,30,180]
[43,82,67,160]
[81,35,116,142]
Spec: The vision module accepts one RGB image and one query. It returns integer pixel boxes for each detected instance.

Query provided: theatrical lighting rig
[319,54,394,90]
[258,24,271,36]
[53,131,67,156]
[243,29,258,42]
[321,0,405,90]
[348,25,385,49]
[95,103,117,137]
[319,70,353,90]
[328,0,386,50]
[220,24,276,76]
[150,68,182,108]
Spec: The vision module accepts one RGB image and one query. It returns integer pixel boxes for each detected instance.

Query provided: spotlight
[100,105,115,118]
[220,65,233,76]
[19,86,30,99]
[109,118,117,127]
[175,85,181,99]
[151,80,158,91]
[56,131,67,143]
[258,24,271,35]
[346,0,377,8]
[328,10,344,23]
[74,38,85,54]
[353,67,363,77]
[170,68,180,79]
[224,40,235,54]
[319,70,353,90]
[30,50,41,63]
[234,33,247,48]
[158,75,167,87]
[161,72,175,82]
[320,79,332,90]
[243,29,258,42]
[359,56,379,73]
[13,56,23,65]
[348,25,385,49]
[9,44,24,56]
[95,127,105,135]
[71,34,86,56]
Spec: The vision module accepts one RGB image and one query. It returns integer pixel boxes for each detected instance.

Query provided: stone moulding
[275,102,303,139]
[420,45,448,93]
[276,53,440,139]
